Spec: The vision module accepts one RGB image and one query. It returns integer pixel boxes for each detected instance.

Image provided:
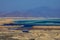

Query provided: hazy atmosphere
[0,0,60,17]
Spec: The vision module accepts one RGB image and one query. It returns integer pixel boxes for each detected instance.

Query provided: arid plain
[0,18,60,40]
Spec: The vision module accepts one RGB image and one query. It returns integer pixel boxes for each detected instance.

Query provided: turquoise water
[14,19,60,26]
[3,19,60,30]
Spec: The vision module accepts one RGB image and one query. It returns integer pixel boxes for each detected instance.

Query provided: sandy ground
[0,29,60,40]
[0,18,60,40]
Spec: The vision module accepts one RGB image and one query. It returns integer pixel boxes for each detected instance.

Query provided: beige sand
[0,18,60,40]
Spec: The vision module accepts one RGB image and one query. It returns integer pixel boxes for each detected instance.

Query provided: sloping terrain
[0,7,60,17]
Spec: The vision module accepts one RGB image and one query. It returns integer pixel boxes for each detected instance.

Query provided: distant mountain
[26,7,60,18]
[0,7,60,18]
[0,12,8,17]
[0,11,23,17]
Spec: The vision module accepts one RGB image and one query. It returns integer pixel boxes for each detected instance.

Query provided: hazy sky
[0,0,60,12]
